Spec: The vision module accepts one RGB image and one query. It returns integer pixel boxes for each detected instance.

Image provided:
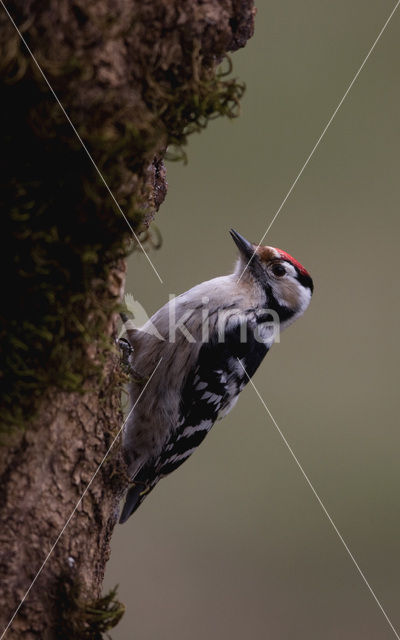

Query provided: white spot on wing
[166,447,198,464]
[201,391,222,404]
[182,420,213,438]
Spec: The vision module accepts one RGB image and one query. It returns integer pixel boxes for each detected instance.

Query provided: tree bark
[0,1,255,637]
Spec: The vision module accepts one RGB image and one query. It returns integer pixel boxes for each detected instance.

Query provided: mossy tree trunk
[0,1,255,637]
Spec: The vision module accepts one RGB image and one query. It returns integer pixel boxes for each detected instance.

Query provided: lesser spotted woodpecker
[119,229,313,522]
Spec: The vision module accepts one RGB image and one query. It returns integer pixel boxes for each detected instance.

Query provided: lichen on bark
[0,0,255,637]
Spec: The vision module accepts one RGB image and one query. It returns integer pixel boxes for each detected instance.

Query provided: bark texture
[0,259,128,640]
[0,1,255,638]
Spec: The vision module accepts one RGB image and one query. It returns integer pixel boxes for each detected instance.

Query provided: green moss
[81,588,125,639]
[0,16,245,435]
[57,582,125,640]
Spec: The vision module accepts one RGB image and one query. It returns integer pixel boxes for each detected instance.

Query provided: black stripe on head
[295,267,314,293]
[261,285,296,323]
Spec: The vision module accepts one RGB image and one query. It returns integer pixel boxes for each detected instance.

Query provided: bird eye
[271,263,286,277]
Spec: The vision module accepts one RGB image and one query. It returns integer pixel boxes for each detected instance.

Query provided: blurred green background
[105,2,400,638]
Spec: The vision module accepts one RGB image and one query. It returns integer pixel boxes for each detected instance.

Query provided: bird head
[230,229,313,323]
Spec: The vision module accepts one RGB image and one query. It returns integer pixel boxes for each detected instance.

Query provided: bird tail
[119,482,153,524]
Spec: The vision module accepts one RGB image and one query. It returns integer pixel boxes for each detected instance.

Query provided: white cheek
[270,285,285,307]
[269,280,293,307]
[270,277,311,315]
[297,286,312,314]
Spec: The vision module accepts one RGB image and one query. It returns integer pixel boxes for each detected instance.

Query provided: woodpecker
[119,229,313,523]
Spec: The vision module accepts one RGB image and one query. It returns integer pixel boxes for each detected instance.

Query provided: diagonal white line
[0,357,162,640]
[237,359,400,640]
[0,0,164,284]
[237,0,400,283]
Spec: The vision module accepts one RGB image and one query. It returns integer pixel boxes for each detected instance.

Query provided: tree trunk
[0,1,255,637]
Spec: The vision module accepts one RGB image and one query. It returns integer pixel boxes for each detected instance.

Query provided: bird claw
[117,338,148,383]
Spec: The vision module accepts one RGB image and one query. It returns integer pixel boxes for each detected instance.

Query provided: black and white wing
[119,320,269,522]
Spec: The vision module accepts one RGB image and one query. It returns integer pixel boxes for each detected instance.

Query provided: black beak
[229,229,255,261]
